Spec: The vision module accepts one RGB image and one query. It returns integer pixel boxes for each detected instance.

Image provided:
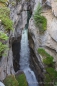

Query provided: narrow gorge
[0,0,57,86]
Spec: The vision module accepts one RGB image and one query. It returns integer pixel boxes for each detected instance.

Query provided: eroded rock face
[43,0,57,17]
[29,0,57,70]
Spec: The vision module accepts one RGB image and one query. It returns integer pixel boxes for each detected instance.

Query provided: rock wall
[0,0,29,80]
[29,0,57,71]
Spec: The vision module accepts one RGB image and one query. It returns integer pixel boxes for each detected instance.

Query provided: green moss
[0,42,7,56]
[33,3,47,33]
[4,75,19,86]
[16,74,28,86]
[0,32,8,40]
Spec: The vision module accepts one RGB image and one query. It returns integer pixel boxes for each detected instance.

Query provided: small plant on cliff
[38,48,54,66]
[44,67,57,86]
[0,15,13,30]
[33,3,47,33]
[4,75,19,86]
[0,32,8,40]
[0,7,13,31]
[15,74,28,86]
[0,42,7,56]
[0,7,10,17]
[0,32,8,57]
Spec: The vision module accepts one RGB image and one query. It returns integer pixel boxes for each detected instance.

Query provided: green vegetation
[38,48,57,86]
[43,56,54,66]
[44,67,57,86]
[0,42,7,56]
[16,74,28,86]
[0,32,8,40]
[0,7,13,30]
[3,74,28,86]
[34,3,47,33]
[0,32,8,56]
[11,1,16,6]
[0,16,13,30]
[0,0,8,3]
[38,48,54,66]
[0,0,8,7]
[0,1,13,56]
[46,67,57,79]
[4,75,19,86]
[0,7,10,17]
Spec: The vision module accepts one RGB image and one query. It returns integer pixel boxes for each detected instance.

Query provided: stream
[20,29,39,86]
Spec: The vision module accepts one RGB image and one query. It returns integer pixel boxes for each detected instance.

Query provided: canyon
[0,0,57,86]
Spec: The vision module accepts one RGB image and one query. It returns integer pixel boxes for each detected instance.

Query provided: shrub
[0,7,10,17]
[46,67,57,79]
[4,75,19,86]
[44,74,52,86]
[44,67,57,86]
[0,7,13,31]
[33,3,47,33]
[43,56,53,66]
[34,3,42,15]
[0,42,7,56]
[15,74,28,86]
[0,15,13,30]
[0,32,8,40]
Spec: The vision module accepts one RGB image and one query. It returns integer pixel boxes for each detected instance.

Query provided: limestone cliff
[29,0,57,71]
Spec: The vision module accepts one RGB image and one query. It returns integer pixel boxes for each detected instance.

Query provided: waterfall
[20,29,39,86]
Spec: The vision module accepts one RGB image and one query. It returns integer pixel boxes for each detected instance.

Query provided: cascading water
[20,29,39,86]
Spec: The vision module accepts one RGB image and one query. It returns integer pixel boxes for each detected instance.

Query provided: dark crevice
[12,37,21,72]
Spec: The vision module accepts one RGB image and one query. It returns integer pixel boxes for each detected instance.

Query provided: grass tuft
[33,3,47,33]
